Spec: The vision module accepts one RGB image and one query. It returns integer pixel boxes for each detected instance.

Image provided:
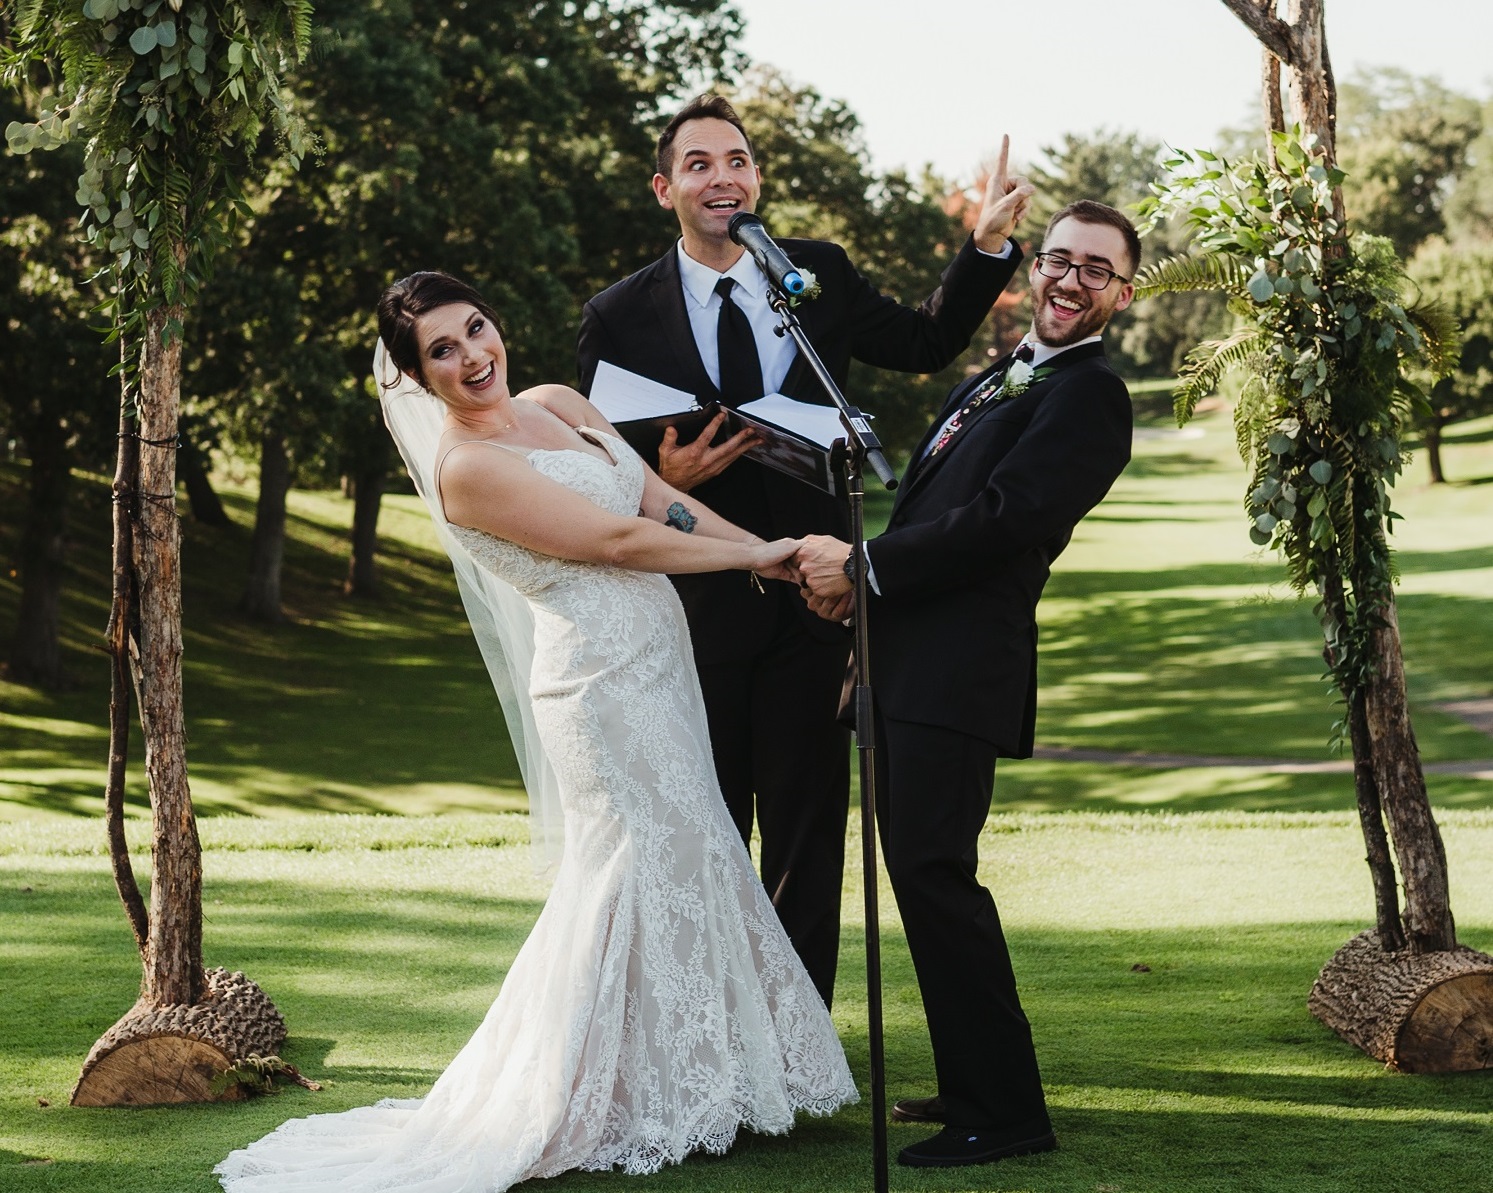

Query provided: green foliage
[1335,67,1483,258]
[1444,95,1493,242]
[1136,129,1460,730]
[207,1053,308,1097]
[3,0,313,407]
[1405,236,1493,466]
[188,0,742,486]
[0,84,116,468]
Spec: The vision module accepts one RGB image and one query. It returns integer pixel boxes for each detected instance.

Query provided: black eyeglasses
[1033,252,1129,290]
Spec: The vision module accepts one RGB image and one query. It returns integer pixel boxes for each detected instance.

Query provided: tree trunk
[7,416,70,689]
[179,433,230,527]
[1347,684,1406,950]
[105,384,149,955]
[344,470,384,598]
[344,449,387,599]
[133,302,204,1008]
[1309,931,1493,1071]
[239,429,290,622]
[1424,418,1446,484]
[1363,605,1456,953]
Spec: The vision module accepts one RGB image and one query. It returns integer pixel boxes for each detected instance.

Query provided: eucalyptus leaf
[1267,432,1293,455]
[130,24,158,53]
[1308,460,1333,485]
[1248,271,1275,303]
[1249,526,1273,546]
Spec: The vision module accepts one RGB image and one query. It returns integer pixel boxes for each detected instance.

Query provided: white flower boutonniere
[788,266,822,308]
[1001,358,1036,397]
[996,359,1056,400]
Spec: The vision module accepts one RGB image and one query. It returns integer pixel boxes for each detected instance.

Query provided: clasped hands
[792,534,856,622]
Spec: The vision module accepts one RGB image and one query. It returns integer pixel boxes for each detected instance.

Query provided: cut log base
[1309,930,1493,1072]
[71,967,287,1106]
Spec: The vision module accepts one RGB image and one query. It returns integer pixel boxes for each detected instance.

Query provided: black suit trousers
[695,586,851,1009]
[875,712,1050,1130]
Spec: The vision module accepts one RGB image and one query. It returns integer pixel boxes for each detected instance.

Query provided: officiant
[575,93,1032,1008]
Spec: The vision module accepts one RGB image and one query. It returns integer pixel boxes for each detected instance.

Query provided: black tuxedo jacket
[577,236,1020,663]
[865,340,1132,753]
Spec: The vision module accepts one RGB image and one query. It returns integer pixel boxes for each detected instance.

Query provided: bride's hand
[749,537,804,585]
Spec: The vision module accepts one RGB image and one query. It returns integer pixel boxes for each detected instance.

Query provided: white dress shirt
[676,241,798,395]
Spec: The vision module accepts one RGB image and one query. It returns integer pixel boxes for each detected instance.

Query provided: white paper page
[589,360,699,423]
[738,393,868,448]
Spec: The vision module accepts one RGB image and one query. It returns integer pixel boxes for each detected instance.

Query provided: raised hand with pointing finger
[973,134,1036,254]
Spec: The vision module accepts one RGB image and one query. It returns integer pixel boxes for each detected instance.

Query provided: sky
[731,0,1492,184]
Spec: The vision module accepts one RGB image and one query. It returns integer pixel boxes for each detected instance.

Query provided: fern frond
[1133,251,1254,300]
[1172,326,1265,425]
[1402,298,1461,380]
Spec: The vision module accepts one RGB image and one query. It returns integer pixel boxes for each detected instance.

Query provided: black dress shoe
[897,1123,1057,1168]
[890,1095,945,1124]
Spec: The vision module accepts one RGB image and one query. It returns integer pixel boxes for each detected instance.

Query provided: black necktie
[714,277,763,405]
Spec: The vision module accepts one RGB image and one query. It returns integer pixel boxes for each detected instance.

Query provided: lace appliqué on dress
[216,433,856,1193]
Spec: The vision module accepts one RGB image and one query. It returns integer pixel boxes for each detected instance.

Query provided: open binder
[588,361,856,497]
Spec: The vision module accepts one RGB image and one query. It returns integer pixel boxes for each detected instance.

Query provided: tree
[1444,97,1493,242]
[1133,0,1493,1071]
[0,81,116,689]
[1334,67,1482,259]
[5,0,314,1104]
[1406,237,1493,482]
[193,0,742,616]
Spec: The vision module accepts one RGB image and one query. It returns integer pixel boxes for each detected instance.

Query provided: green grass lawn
[4,812,1493,1192]
[1,403,1491,1191]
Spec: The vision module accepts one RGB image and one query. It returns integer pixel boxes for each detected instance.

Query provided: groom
[575,94,1032,1009]
[796,199,1138,1167]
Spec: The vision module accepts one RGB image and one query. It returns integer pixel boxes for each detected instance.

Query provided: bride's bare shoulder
[520,384,603,429]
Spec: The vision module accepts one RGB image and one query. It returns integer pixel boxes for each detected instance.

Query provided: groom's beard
[1031,279,1119,347]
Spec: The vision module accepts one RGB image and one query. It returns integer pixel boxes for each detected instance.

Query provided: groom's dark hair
[655,93,755,179]
[378,271,504,388]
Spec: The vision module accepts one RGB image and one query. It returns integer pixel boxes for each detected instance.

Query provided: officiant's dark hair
[656,94,755,179]
[1043,200,1143,278]
[378,272,504,389]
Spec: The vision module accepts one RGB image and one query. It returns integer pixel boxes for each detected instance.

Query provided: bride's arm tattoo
[664,501,698,533]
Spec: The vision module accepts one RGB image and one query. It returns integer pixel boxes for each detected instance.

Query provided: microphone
[727,212,806,296]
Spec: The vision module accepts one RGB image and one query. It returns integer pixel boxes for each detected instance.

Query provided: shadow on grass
[5,855,1491,1193]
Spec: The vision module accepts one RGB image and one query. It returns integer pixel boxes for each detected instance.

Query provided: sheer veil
[374,341,563,871]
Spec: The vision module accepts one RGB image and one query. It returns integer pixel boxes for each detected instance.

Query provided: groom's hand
[802,588,854,621]
[795,535,854,599]
[973,134,1035,254]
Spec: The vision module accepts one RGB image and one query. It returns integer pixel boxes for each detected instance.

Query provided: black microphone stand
[765,282,896,1193]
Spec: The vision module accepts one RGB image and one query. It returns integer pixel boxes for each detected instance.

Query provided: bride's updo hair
[377,271,503,390]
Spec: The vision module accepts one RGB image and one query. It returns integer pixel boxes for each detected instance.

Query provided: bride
[214,272,857,1192]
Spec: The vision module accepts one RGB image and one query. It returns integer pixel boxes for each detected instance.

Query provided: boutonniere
[999,361,1054,399]
[788,266,822,308]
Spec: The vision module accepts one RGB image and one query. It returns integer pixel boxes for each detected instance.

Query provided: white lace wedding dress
[216,427,857,1192]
